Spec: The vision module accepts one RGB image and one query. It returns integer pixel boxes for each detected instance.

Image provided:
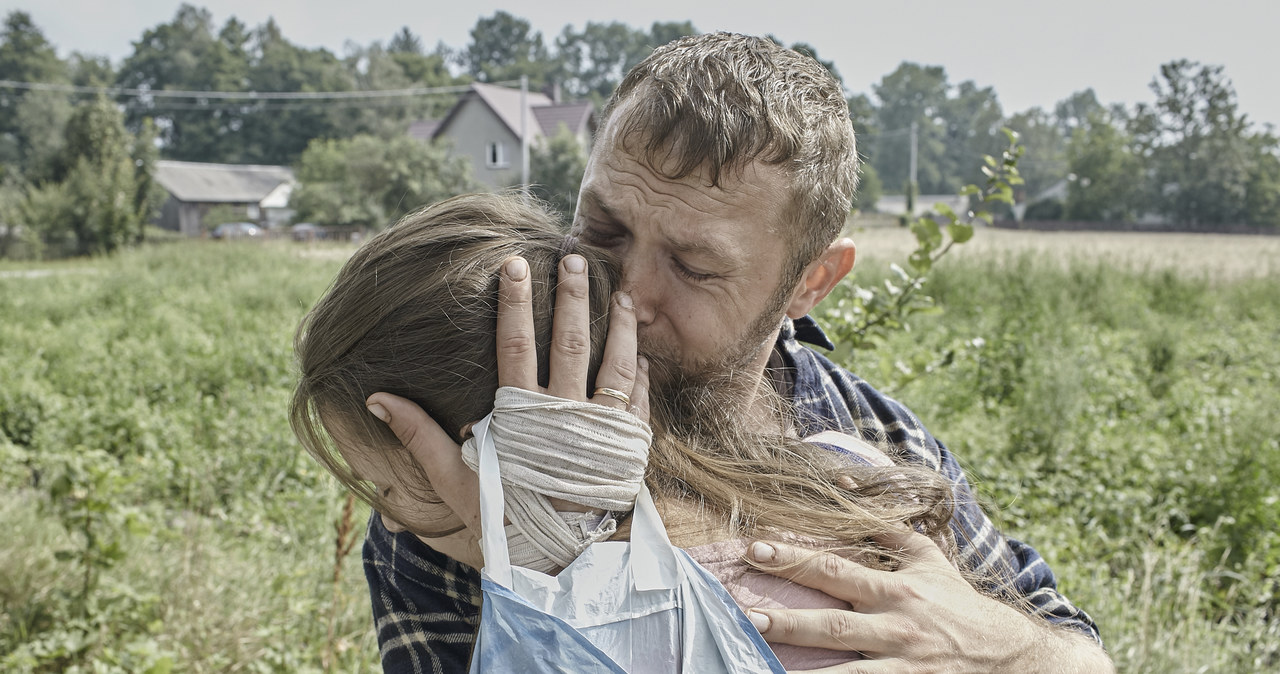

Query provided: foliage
[459,11,554,88]
[2,96,158,260]
[529,125,589,220]
[1003,107,1067,200]
[1130,60,1257,225]
[0,242,373,672]
[3,228,1277,671]
[1065,110,1144,222]
[291,134,479,228]
[862,63,1007,197]
[820,128,1023,384]
[6,11,1280,230]
[1022,198,1064,221]
[1244,131,1280,228]
[851,160,882,213]
[0,11,65,139]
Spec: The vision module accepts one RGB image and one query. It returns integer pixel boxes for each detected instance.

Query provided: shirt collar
[781,314,835,351]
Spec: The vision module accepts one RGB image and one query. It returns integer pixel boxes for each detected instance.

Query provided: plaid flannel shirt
[362,315,1102,673]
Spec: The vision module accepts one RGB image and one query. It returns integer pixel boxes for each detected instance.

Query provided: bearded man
[362,33,1113,672]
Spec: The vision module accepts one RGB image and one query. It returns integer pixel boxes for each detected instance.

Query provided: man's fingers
[787,657,909,674]
[746,606,895,656]
[496,256,538,390]
[590,291,638,411]
[547,254,592,398]
[366,392,481,534]
[872,527,953,569]
[748,541,887,611]
[630,356,651,423]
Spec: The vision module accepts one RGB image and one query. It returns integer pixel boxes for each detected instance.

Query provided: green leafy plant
[820,128,1024,388]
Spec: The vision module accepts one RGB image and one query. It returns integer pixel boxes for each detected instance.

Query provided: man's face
[573,122,798,391]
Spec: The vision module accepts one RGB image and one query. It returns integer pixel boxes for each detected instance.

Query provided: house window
[486,141,508,168]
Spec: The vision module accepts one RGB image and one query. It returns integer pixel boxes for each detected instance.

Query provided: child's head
[291,193,618,536]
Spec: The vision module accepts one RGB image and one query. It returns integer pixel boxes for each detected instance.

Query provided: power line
[0,79,512,101]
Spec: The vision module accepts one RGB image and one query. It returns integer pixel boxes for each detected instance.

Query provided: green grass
[2,239,1276,671]
[828,252,1280,671]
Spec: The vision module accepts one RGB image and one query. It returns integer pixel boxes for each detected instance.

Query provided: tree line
[2,6,1277,258]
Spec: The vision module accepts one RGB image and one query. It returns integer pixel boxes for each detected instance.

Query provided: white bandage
[461,387,652,570]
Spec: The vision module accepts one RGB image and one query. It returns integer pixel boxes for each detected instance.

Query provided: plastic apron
[467,412,786,673]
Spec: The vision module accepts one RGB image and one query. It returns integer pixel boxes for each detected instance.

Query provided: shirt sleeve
[781,331,1103,646]
[363,512,483,673]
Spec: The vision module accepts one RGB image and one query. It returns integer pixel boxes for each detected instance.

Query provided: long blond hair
[292,193,957,562]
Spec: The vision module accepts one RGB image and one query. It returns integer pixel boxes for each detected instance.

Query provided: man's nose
[619,258,657,325]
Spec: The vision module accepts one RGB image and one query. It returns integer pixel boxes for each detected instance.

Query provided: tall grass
[1,238,1276,671]
[837,250,1279,671]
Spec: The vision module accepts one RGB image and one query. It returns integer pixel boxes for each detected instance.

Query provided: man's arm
[745,531,1113,672]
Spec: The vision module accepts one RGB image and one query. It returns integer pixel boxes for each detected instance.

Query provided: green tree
[942,81,1005,189]
[237,19,352,165]
[530,125,589,219]
[57,96,154,254]
[0,11,66,136]
[647,21,698,49]
[1064,110,1143,222]
[1005,107,1068,200]
[851,161,883,213]
[555,20,697,103]
[0,11,69,180]
[68,52,114,87]
[1244,132,1280,228]
[291,134,478,228]
[1130,60,1254,225]
[116,5,252,162]
[386,27,456,89]
[461,11,554,88]
[869,63,950,195]
[9,90,72,182]
[1053,88,1106,137]
[556,22,651,102]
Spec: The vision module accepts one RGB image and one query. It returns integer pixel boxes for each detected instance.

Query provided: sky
[8,0,1280,128]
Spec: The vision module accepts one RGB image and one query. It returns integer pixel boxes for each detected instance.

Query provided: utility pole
[520,75,530,197]
[908,120,918,216]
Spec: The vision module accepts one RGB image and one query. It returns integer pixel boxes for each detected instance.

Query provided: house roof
[408,119,441,141]
[533,101,593,137]
[430,82,594,143]
[154,160,295,204]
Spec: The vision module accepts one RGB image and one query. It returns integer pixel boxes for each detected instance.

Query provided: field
[1,230,1277,672]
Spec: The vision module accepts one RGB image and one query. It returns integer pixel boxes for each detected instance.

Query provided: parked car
[290,222,324,241]
[211,222,263,239]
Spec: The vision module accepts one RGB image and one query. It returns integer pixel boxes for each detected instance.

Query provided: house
[412,82,595,189]
[153,160,295,236]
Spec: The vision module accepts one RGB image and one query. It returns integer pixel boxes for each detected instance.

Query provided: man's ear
[785,238,857,319]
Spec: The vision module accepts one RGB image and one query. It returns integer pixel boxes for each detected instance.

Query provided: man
[364,33,1113,672]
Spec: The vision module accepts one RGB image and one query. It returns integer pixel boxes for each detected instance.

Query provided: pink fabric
[685,539,861,668]
[682,432,888,668]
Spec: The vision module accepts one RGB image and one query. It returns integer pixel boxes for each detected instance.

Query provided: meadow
[1,230,1276,672]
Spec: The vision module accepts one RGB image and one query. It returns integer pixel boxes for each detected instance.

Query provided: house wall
[439,95,523,189]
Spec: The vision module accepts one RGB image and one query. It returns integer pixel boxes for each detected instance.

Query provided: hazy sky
[9,0,1280,127]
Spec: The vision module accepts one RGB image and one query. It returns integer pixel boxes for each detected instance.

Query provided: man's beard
[642,281,793,439]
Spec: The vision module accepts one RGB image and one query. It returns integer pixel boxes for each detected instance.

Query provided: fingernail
[637,355,649,371]
[748,609,771,634]
[750,542,776,562]
[366,403,389,422]
[563,254,586,274]
[505,257,528,281]
[617,291,633,309]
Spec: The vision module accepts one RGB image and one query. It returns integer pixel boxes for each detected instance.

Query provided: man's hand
[745,529,1114,673]
[364,255,648,557]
